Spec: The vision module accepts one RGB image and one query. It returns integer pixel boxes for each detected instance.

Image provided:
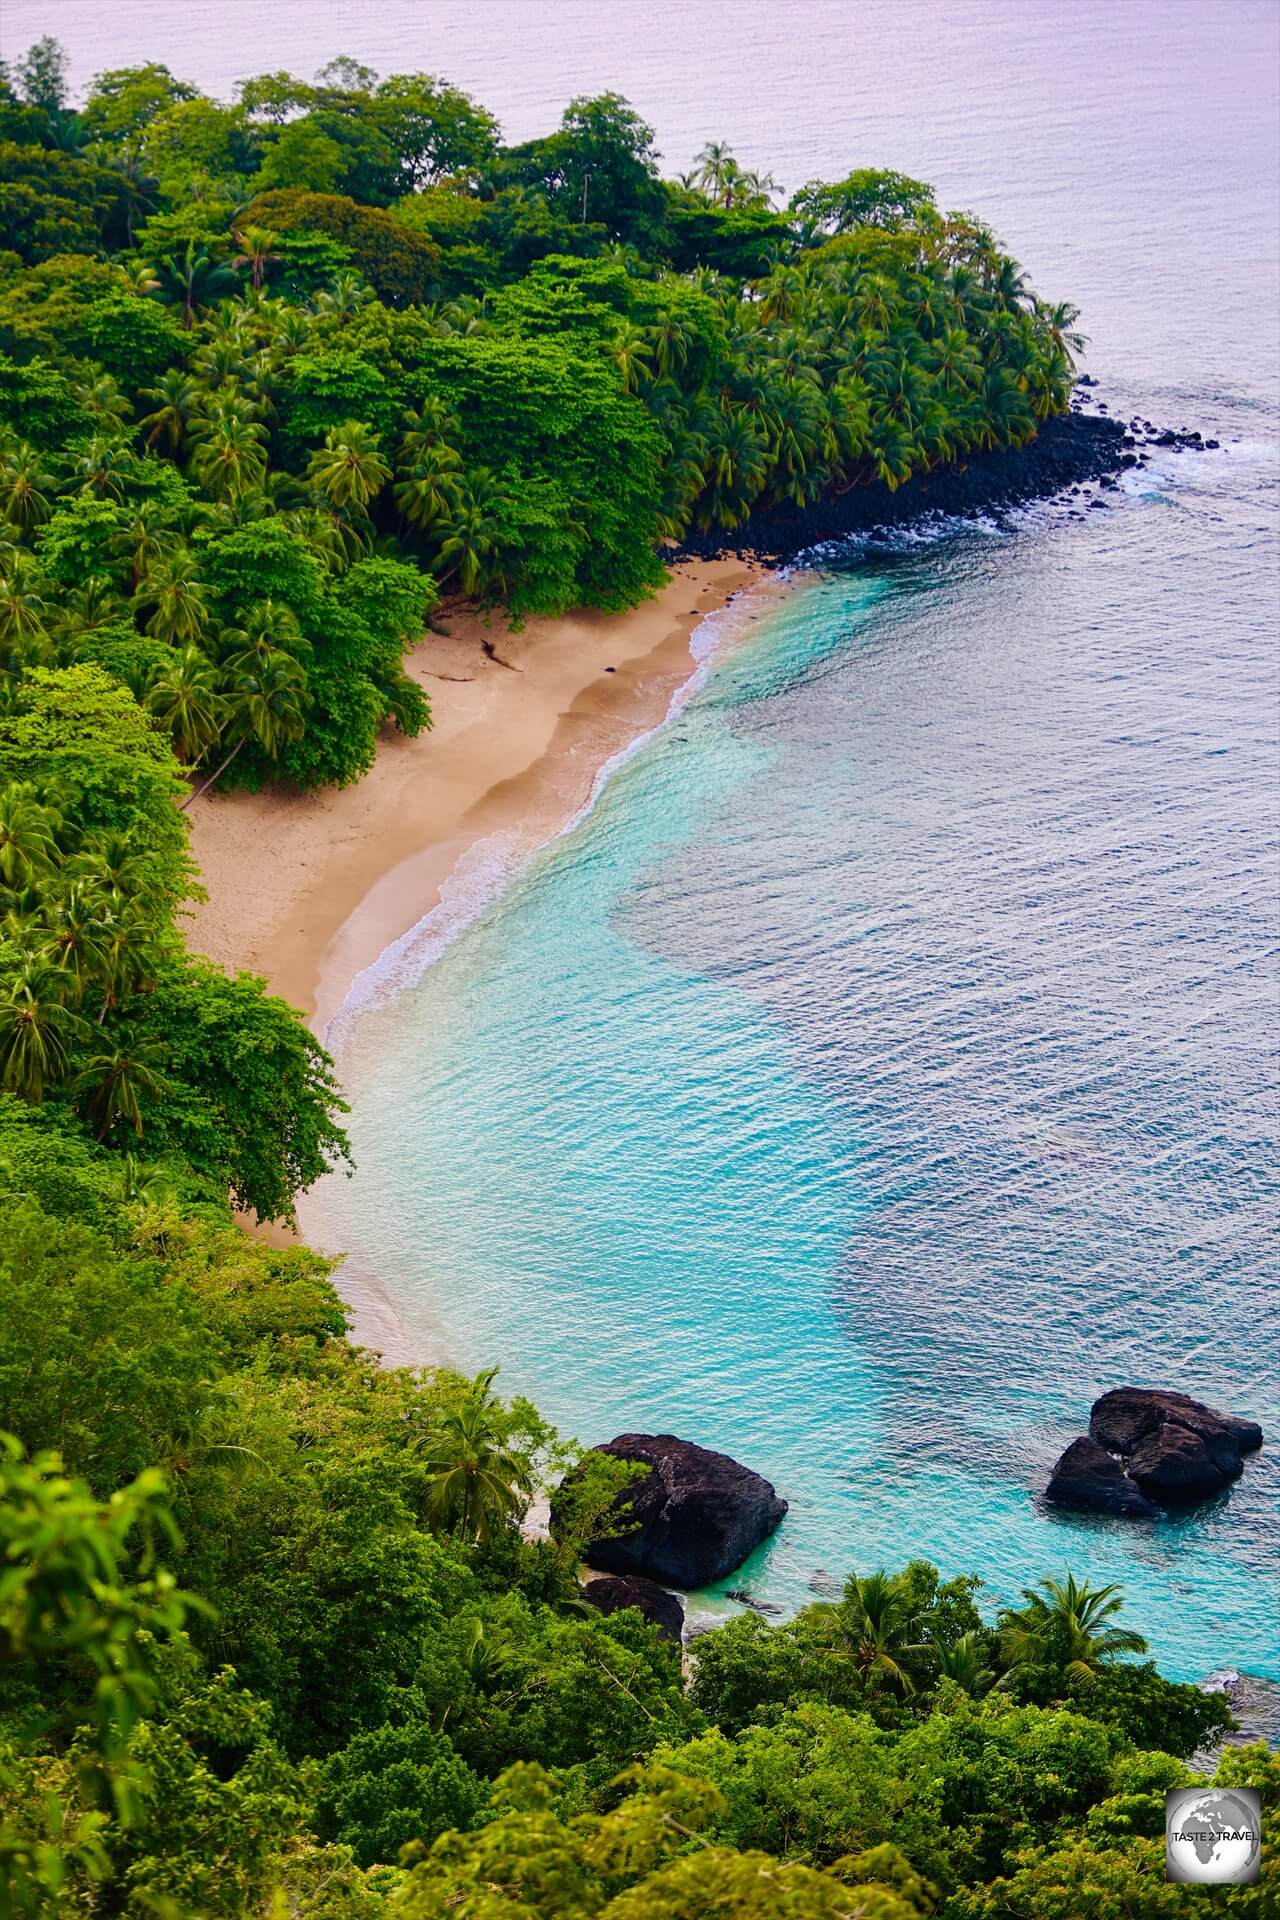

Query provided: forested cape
[0,35,1273,1920]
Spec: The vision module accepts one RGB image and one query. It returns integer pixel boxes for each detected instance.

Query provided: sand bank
[185,557,764,1030]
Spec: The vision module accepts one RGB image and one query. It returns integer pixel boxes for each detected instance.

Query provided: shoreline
[185,398,1172,1038]
[185,556,769,1032]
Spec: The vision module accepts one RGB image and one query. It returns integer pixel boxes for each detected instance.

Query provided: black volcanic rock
[1090,1388,1262,1503]
[1090,1388,1262,1461]
[1045,1436,1159,1517]
[569,1433,787,1588]
[582,1573,684,1642]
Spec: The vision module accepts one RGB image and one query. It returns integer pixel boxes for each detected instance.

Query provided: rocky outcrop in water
[563,1433,787,1588]
[1045,1435,1160,1516]
[582,1573,685,1642]
[1091,1388,1263,1499]
[1046,1388,1263,1516]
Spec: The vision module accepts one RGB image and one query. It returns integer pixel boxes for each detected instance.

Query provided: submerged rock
[568,1433,787,1589]
[582,1573,684,1642]
[1045,1436,1159,1517]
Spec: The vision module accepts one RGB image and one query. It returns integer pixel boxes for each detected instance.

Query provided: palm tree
[306,420,392,513]
[0,442,56,532]
[134,553,209,646]
[0,783,61,889]
[0,558,51,650]
[71,437,131,503]
[138,370,204,457]
[145,646,227,766]
[394,442,462,537]
[821,1568,925,1698]
[999,1574,1149,1685]
[432,469,514,599]
[71,1040,171,1140]
[0,953,88,1102]
[42,879,114,1005]
[695,410,769,530]
[608,322,655,395]
[231,226,282,293]
[180,649,307,808]
[54,576,127,641]
[149,243,239,330]
[416,1368,534,1544]
[311,271,376,326]
[692,139,737,202]
[935,1632,995,1698]
[216,598,308,670]
[74,375,132,432]
[188,414,269,501]
[109,503,170,590]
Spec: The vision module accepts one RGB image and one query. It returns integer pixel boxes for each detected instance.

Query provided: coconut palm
[232,226,282,293]
[0,953,88,1101]
[692,139,737,202]
[71,437,131,502]
[0,441,56,532]
[696,410,769,530]
[394,442,463,537]
[52,575,126,643]
[134,552,209,646]
[138,370,204,457]
[306,420,392,513]
[311,271,376,326]
[109,502,171,589]
[999,1574,1148,1684]
[935,1632,996,1698]
[74,375,132,432]
[180,649,308,809]
[0,558,52,648]
[821,1568,925,1698]
[71,1039,172,1140]
[188,413,269,500]
[42,879,114,1005]
[431,469,515,599]
[149,242,240,330]
[0,783,62,889]
[216,599,308,670]
[416,1368,534,1544]
[607,322,654,395]
[145,646,227,766]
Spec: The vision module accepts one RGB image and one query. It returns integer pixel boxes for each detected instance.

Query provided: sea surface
[22,0,1280,1678]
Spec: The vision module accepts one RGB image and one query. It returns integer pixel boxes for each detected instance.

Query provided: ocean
[20,0,1279,1677]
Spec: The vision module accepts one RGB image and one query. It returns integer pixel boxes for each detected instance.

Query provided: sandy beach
[185,557,764,1030]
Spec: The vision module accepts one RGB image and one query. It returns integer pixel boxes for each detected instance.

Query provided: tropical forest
[0,33,1273,1920]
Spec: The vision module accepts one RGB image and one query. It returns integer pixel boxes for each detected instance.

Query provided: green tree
[999,1573,1149,1686]
[147,240,239,330]
[418,1367,535,1544]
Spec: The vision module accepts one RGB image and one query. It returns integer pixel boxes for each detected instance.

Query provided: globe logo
[1166,1787,1262,1885]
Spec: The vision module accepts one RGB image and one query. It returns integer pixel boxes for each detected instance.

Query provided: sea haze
[30,0,1278,1673]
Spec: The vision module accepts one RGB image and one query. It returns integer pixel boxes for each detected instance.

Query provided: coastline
[184,556,767,1032]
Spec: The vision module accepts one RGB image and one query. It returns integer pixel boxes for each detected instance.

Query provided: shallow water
[29,0,1280,1673]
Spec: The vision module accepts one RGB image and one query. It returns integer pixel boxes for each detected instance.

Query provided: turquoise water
[65,0,1267,1675]
[313,420,1280,1677]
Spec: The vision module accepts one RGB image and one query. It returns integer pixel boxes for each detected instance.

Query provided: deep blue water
[36,0,1277,1674]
